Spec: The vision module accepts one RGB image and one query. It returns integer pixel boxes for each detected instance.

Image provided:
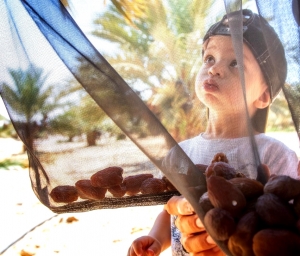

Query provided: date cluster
[201,153,300,256]
[49,166,177,203]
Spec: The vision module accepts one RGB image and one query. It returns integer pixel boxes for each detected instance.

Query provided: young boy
[128,9,299,256]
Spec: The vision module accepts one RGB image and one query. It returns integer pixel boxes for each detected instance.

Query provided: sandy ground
[0,138,171,256]
[0,132,299,256]
[0,167,171,256]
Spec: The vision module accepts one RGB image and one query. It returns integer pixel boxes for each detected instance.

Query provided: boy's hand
[165,196,205,234]
[165,196,225,256]
[164,195,194,215]
[180,232,225,256]
[127,236,161,256]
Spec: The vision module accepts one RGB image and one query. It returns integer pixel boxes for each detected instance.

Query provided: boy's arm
[128,208,170,256]
[165,196,224,255]
[148,209,171,252]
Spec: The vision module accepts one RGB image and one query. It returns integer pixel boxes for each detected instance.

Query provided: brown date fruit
[75,180,107,200]
[229,178,264,200]
[162,176,177,191]
[211,152,229,163]
[293,194,300,217]
[296,219,300,233]
[235,172,246,178]
[253,229,300,256]
[124,174,153,196]
[256,163,270,185]
[140,178,166,194]
[256,193,296,229]
[207,175,246,217]
[108,183,126,197]
[204,208,236,241]
[199,192,214,215]
[90,166,123,188]
[228,211,260,256]
[206,162,237,180]
[243,199,258,214]
[50,185,78,203]
[264,175,300,201]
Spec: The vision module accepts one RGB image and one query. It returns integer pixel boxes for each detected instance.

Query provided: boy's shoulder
[255,133,292,149]
[178,134,202,148]
[255,134,298,158]
[177,133,295,153]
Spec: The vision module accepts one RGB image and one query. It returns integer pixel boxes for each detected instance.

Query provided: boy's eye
[230,60,238,67]
[204,55,215,64]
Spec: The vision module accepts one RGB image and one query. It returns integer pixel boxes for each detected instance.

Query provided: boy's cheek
[195,71,206,87]
[197,68,207,77]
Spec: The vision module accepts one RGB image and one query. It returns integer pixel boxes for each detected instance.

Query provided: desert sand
[0,138,171,256]
[0,167,172,256]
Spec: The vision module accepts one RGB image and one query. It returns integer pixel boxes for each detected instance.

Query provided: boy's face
[195,36,270,117]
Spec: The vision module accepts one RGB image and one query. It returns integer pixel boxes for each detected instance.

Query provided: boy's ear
[254,87,271,109]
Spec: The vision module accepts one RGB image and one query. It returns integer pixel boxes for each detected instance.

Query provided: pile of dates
[50,166,177,203]
[201,153,300,256]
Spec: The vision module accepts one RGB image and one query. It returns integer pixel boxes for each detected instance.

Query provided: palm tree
[49,95,108,146]
[91,0,214,141]
[49,107,82,142]
[62,0,254,141]
[1,65,56,150]
[78,96,108,146]
[61,0,146,25]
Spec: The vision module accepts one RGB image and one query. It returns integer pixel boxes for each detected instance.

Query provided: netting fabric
[1,0,300,254]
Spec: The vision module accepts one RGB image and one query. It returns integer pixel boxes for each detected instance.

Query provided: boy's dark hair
[203,9,287,132]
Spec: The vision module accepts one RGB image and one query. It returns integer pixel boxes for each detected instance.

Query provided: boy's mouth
[203,79,219,91]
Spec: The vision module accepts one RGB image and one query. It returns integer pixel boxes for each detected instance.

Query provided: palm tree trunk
[86,130,98,146]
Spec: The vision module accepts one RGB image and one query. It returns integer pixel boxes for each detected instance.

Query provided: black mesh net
[1,0,300,255]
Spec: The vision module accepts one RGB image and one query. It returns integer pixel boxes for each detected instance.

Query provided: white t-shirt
[179,133,298,179]
[171,133,299,256]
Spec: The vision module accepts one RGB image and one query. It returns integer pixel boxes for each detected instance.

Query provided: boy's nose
[208,63,223,77]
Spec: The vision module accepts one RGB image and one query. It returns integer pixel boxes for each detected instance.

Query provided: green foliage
[67,0,275,141]
[1,65,69,150]
[92,0,219,141]
[49,107,82,141]
[2,66,54,122]
[167,0,194,34]
[0,122,18,138]
[0,158,28,169]
[267,91,295,132]
[48,92,128,144]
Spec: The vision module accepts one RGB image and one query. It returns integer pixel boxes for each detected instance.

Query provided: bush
[0,158,28,169]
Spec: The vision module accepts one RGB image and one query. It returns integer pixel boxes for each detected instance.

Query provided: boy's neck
[204,113,259,139]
